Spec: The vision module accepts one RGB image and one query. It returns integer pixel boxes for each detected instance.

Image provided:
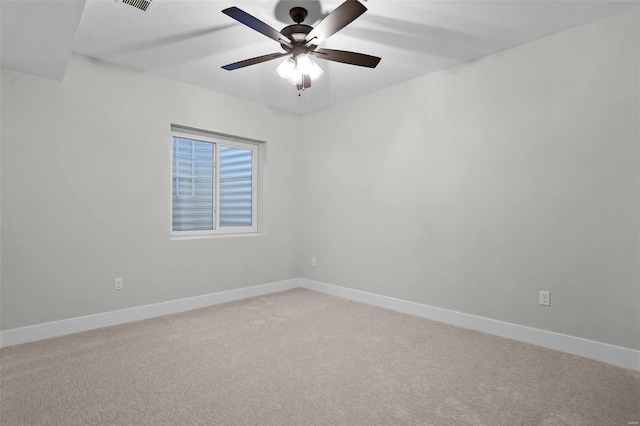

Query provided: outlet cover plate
[539,291,550,306]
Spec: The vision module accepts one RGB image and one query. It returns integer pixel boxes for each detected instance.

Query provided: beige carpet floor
[1,288,639,425]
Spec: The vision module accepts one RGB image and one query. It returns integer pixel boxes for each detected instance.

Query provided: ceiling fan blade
[305,0,367,46]
[312,48,381,68]
[222,52,289,71]
[222,7,292,46]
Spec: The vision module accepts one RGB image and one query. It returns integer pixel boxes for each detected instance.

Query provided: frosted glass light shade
[296,54,313,75]
[288,67,303,85]
[308,62,324,81]
[277,57,295,79]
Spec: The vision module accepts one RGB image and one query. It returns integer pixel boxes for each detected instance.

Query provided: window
[171,126,260,237]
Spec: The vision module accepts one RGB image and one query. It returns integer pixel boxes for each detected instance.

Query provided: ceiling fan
[221,0,381,91]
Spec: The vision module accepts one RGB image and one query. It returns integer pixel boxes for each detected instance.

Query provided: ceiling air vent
[118,0,153,12]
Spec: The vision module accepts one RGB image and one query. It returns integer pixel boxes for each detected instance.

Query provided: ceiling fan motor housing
[281,7,315,54]
[281,23,313,47]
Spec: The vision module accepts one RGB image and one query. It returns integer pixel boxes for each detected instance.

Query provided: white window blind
[219,146,253,228]
[172,138,214,231]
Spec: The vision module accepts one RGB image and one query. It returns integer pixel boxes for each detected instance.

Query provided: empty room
[1,0,639,424]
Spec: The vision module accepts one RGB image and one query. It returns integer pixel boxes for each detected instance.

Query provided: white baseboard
[298,278,640,371]
[3,277,638,371]
[0,279,299,348]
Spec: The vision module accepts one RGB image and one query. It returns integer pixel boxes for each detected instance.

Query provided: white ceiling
[1,0,638,114]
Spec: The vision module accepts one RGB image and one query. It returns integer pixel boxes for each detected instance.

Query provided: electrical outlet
[114,277,124,291]
[539,291,550,306]
[311,258,317,267]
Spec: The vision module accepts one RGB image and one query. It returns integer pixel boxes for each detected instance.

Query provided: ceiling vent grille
[119,0,152,12]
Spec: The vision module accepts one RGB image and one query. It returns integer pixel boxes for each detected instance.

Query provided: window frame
[170,125,261,238]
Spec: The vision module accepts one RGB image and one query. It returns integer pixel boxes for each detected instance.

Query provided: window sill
[170,233,267,241]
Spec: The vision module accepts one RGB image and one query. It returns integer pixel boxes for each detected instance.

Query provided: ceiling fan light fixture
[277,55,322,86]
[277,57,296,79]
[278,54,323,85]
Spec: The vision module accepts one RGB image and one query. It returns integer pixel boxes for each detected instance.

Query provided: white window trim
[170,125,263,239]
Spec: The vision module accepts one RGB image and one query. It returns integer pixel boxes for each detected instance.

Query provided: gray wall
[296,9,639,350]
[1,55,299,329]
[1,9,638,351]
